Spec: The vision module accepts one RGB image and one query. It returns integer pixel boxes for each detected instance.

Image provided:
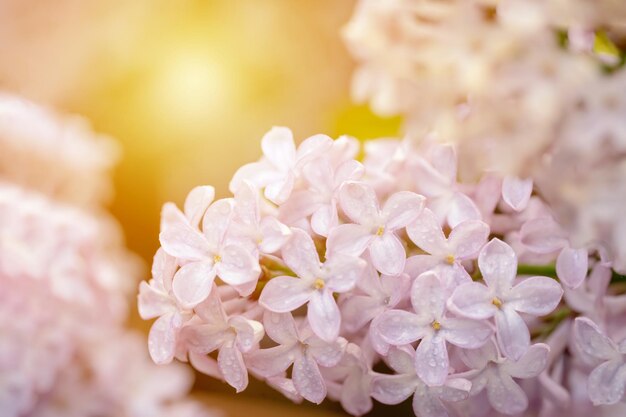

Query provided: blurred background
[0,0,401,415]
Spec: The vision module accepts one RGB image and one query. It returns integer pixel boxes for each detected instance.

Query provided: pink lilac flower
[259,228,366,342]
[406,207,489,291]
[448,238,563,360]
[574,317,626,405]
[501,176,533,212]
[328,181,425,275]
[375,271,493,386]
[457,339,550,415]
[229,126,333,204]
[247,311,347,404]
[372,345,471,417]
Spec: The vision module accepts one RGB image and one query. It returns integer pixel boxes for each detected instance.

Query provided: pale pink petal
[415,335,449,386]
[233,181,260,227]
[265,174,295,205]
[376,310,429,345]
[448,192,481,228]
[218,343,249,392]
[504,343,550,379]
[412,388,450,417]
[261,126,296,167]
[229,316,264,352]
[263,311,299,345]
[171,261,216,308]
[437,378,472,402]
[404,254,440,279]
[334,159,364,185]
[202,198,235,248]
[194,285,226,323]
[458,340,498,370]
[159,203,210,261]
[308,290,341,342]
[266,376,303,403]
[506,276,563,316]
[519,217,568,254]
[326,223,374,256]
[448,220,490,260]
[324,255,366,293]
[216,245,260,285]
[429,144,457,183]
[151,248,177,292]
[247,344,296,377]
[473,174,502,216]
[573,317,619,361]
[383,191,425,231]
[181,324,229,354]
[411,271,446,320]
[587,359,626,405]
[311,203,338,237]
[371,374,419,405]
[295,133,334,166]
[339,181,381,225]
[502,176,533,212]
[278,189,319,225]
[385,345,416,374]
[486,372,528,415]
[370,232,406,276]
[184,185,215,227]
[148,312,183,365]
[341,372,373,416]
[307,336,346,367]
[556,247,588,289]
[189,352,222,379]
[495,307,530,360]
[259,216,292,253]
[281,228,321,280]
[293,353,327,404]
[448,282,496,320]
[341,295,384,332]
[138,281,174,320]
[302,157,334,193]
[442,318,493,349]
[412,157,451,197]
[478,238,518,293]
[259,276,313,313]
[406,208,447,256]
[229,160,280,193]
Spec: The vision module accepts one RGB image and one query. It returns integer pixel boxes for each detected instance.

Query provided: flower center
[492,297,503,308]
[313,278,325,290]
[376,226,385,236]
[444,254,455,265]
[213,254,222,263]
[431,320,441,331]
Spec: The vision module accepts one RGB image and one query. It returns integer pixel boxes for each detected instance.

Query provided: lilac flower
[159,197,260,307]
[406,207,489,290]
[574,317,626,405]
[180,288,263,392]
[327,181,425,275]
[372,346,471,417]
[502,176,533,212]
[375,271,493,386]
[247,312,347,404]
[259,228,366,342]
[448,238,563,360]
[229,127,333,204]
[457,340,550,415]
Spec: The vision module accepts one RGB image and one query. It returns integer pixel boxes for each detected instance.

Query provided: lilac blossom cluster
[140,128,626,416]
[0,95,219,417]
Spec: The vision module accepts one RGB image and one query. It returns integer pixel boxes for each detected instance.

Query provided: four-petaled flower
[448,238,563,360]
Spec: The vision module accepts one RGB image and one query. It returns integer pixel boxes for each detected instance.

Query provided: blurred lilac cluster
[140,127,626,416]
[0,95,218,417]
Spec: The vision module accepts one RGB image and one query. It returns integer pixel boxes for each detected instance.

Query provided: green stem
[517,264,557,278]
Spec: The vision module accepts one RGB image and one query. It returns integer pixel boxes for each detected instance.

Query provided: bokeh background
[0,0,402,415]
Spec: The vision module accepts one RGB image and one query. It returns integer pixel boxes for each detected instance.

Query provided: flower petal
[293,353,327,404]
[262,126,296,167]
[308,290,341,342]
[370,232,406,276]
[504,343,549,379]
[202,198,235,248]
[478,238,517,294]
[218,343,249,392]
[281,228,321,280]
[184,185,215,227]
[171,261,216,308]
[311,203,338,237]
[138,281,174,320]
[495,307,530,361]
[376,310,429,345]
[339,181,381,225]
[383,191,425,231]
[556,247,588,289]
[326,223,374,257]
[247,344,296,377]
[502,176,533,212]
[587,359,626,405]
[259,216,292,253]
[506,276,563,316]
[519,217,567,254]
[148,312,183,365]
[341,371,373,416]
[230,316,264,352]
[486,371,528,415]
[412,387,451,417]
[307,335,347,367]
[324,254,366,293]
[573,317,619,361]
[159,203,210,261]
[259,276,313,313]
[448,282,496,320]
[371,374,419,405]
[263,311,299,345]
[265,174,295,205]
[406,208,447,256]
[441,318,493,349]
[447,191,481,228]
[295,133,334,166]
[233,180,260,227]
[216,244,260,286]
[447,220,490,260]
[415,334,449,386]
[436,378,471,402]
[411,271,446,320]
